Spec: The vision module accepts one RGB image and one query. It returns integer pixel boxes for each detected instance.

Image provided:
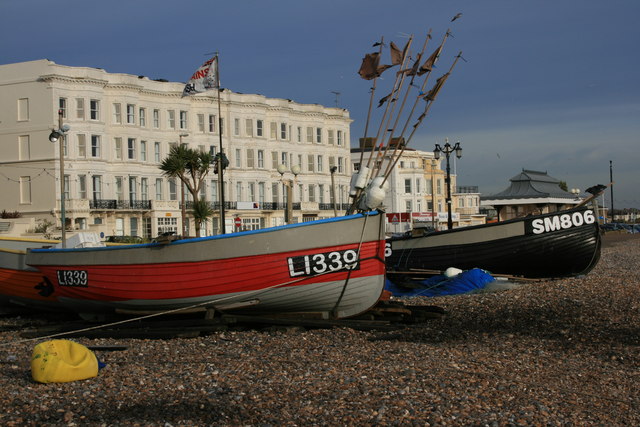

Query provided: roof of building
[484,169,575,200]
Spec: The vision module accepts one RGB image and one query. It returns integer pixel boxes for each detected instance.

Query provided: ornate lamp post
[434,138,462,230]
[49,110,70,248]
[277,164,301,224]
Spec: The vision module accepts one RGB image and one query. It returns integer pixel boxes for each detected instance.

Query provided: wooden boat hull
[387,207,601,278]
[0,237,62,310]
[26,212,386,319]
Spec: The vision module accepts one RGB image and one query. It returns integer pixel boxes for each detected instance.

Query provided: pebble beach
[0,233,638,426]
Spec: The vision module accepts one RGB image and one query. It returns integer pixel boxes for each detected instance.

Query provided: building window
[209,115,216,133]
[169,179,177,201]
[316,128,322,143]
[405,179,412,193]
[256,120,263,136]
[297,127,302,142]
[154,142,161,163]
[153,109,160,128]
[91,135,101,158]
[198,114,205,132]
[168,110,175,129]
[319,184,325,204]
[280,151,288,167]
[246,149,255,168]
[338,157,344,173]
[245,119,253,136]
[306,127,313,143]
[140,141,147,162]
[90,99,100,120]
[127,138,136,160]
[328,130,334,145]
[257,150,264,168]
[76,98,85,119]
[337,130,343,146]
[317,155,323,172]
[248,182,255,201]
[78,175,87,199]
[270,122,277,139]
[139,108,146,127]
[210,179,218,202]
[113,103,122,124]
[235,148,241,168]
[258,182,265,204]
[155,178,163,200]
[236,182,243,201]
[179,111,187,129]
[77,134,86,158]
[280,123,287,140]
[129,176,137,200]
[59,98,67,118]
[416,178,421,193]
[406,200,412,212]
[307,154,314,172]
[308,184,315,202]
[127,104,135,124]
[92,175,102,199]
[114,137,123,160]
[157,217,178,236]
[271,152,278,169]
[234,118,240,136]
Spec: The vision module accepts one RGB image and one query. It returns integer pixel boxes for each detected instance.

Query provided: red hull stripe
[36,240,385,302]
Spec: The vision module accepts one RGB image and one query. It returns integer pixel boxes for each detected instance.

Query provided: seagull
[451,13,462,22]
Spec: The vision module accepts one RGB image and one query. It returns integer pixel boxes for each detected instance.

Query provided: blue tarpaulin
[386,268,496,297]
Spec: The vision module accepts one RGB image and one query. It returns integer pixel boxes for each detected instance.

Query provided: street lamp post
[49,109,69,248]
[330,166,338,217]
[433,138,462,230]
[277,164,300,224]
[179,133,189,237]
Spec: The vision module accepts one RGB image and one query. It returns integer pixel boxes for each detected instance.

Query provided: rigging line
[330,213,371,317]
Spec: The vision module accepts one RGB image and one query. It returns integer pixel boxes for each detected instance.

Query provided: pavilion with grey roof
[481,169,580,221]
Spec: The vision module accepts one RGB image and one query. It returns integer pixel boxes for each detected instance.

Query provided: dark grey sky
[2,0,638,207]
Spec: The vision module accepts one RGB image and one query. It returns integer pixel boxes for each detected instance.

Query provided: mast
[216,53,226,234]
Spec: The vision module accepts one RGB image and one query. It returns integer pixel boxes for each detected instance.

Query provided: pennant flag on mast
[418,43,444,75]
[358,52,392,80]
[389,41,409,66]
[183,56,219,96]
[423,73,450,101]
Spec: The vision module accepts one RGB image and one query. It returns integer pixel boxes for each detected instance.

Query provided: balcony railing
[90,199,151,210]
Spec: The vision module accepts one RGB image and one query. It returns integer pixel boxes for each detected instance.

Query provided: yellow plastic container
[31,340,99,383]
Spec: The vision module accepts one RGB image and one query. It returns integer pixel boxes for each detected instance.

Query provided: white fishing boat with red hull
[26,211,386,320]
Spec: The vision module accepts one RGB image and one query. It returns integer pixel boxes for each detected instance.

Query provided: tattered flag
[418,43,444,75]
[390,41,409,66]
[358,52,393,80]
[423,73,450,101]
[183,56,219,97]
[377,93,392,107]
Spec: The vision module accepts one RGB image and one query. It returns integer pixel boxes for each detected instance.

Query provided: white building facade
[0,60,352,238]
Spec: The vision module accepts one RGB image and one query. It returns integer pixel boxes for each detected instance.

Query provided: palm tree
[160,145,214,237]
[191,198,214,236]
